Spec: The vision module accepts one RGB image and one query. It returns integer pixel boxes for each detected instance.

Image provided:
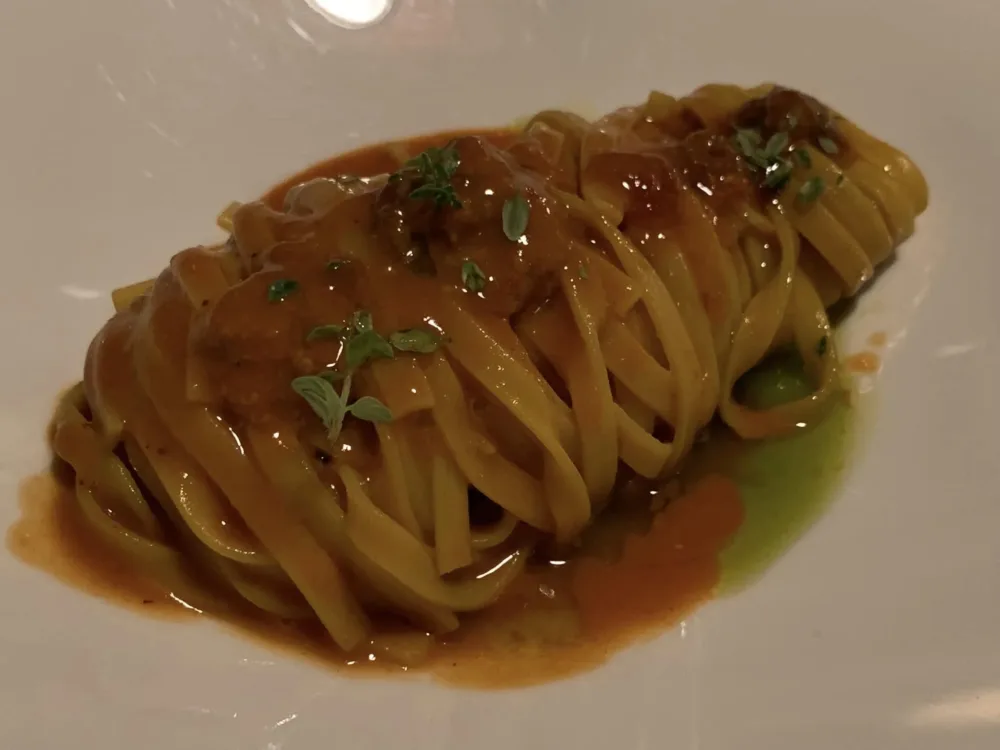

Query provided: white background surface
[1,0,998,748]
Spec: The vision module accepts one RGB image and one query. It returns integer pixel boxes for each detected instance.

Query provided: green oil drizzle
[553,351,856,596]
[717,353,855,593]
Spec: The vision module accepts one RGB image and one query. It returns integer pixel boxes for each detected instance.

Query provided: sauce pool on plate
[7,132,857,688]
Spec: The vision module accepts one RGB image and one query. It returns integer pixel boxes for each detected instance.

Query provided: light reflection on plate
[305,0,394,29]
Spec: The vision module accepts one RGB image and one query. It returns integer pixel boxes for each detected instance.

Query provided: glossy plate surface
[1,1,998,748]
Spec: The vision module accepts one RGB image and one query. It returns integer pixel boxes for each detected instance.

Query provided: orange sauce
[10,466,741,688]
[432,475,741,686]
[8,473,185,620]
[845,351,881,374]
[8,85,885,689]
[867,331,887,348]
[6,80,887,691]
[18,108,856,685]
[263,128,518,210]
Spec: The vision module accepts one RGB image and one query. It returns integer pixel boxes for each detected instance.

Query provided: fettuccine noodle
[49,83,926,660]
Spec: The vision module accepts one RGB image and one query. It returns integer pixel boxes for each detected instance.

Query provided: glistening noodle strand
[48,83,927,662]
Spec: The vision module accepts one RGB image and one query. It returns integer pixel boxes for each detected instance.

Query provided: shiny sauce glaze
[10,444,742,687]
[188,87,846,436]
[10,87,848,686]
[189,132,585,433]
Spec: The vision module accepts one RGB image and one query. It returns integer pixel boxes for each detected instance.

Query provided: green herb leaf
[836,173,845,186]
[797,176,826,204]
[318,370,347,385]
[351,310,373,334]
[393,142,463,209]
[816,335,829,357]
[345,329,394,370]
[578,263,589,279]
[762,131,790,160]
[402,151,429,174]
[734,126,809,192]
[307,324,346,342]
[389,328,442,354]
[326,260,347,271]
[437,143,460,176]
[461,260,487,293]
[764,160,794,189]
[734,129,762,157]
[347,396,393,424]
[502,191,530,241]
[817,136,839,155]
[267,279,299,302]
[787,114,799,130]
[402,144,460,180]
[409,183,462,209]
[290,376,343,432]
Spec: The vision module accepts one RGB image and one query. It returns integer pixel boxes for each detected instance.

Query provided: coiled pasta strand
[48,83,926,657]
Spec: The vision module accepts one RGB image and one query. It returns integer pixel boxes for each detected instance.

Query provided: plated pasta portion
[36,83,926,678]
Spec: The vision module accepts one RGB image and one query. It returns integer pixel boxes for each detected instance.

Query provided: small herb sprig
[732,119,839,204]
[293,312,443,442]
[461,260,487,293]
[267,279,299,302]
[389,142,462,209]
[502,190,530,241]
[817,136,839,156]
[733,128,797,190]
[798,176,826,204]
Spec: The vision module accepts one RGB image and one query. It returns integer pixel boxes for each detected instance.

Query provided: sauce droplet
[846,351,881,374]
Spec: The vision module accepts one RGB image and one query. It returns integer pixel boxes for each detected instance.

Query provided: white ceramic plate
[2,1,998,748]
